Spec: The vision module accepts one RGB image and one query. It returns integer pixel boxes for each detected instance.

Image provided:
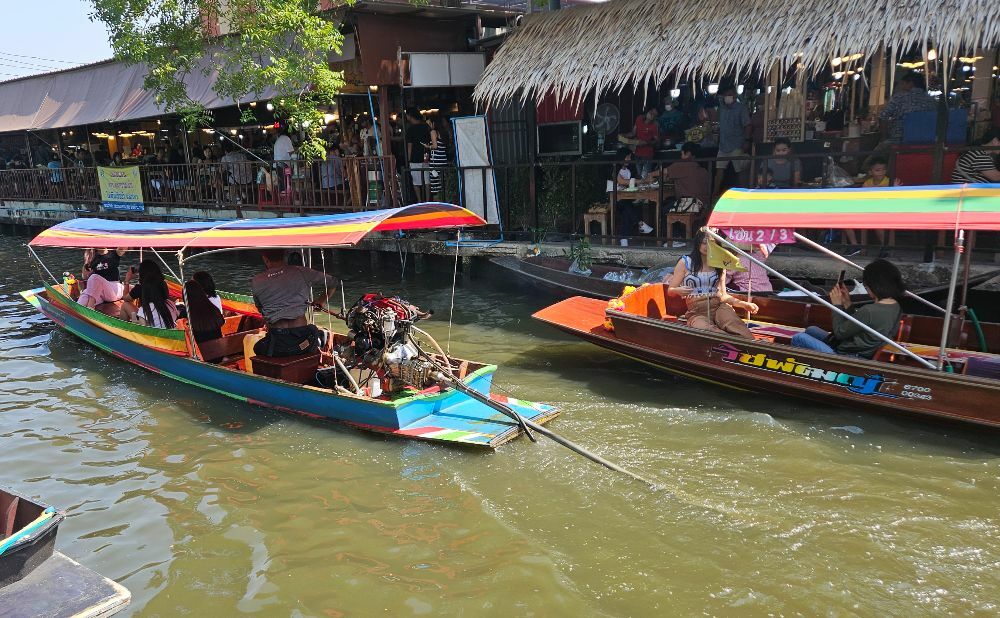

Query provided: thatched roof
[474,0,1000,106]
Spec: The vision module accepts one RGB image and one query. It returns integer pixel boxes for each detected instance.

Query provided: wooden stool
[664,212,699,239]
[582,204,610,241]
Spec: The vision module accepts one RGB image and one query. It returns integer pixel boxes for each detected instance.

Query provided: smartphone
[836,269,847,286]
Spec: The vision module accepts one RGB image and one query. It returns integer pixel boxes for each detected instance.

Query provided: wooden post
[970,49,997,139]
[867,49,887,115]
[763,62,780,142]
[796,63,806,142]
[24,133,34,167]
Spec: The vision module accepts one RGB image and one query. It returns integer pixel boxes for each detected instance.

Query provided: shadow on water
[45,328,285,436]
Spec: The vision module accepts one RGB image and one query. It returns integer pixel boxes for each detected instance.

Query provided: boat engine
[336,293,437,390]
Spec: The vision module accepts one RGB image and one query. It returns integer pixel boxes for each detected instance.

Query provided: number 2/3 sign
[722,228,796,244]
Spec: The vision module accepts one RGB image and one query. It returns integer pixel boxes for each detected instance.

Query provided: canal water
[2,234,999,615]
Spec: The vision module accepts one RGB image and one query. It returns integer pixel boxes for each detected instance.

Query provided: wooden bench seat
[198,332,251,363]
[250,352,321,384]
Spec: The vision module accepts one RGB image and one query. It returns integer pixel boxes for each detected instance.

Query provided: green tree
[89,0,346,161]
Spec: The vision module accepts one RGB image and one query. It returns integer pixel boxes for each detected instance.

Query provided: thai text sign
[722,227,795,244]
[98,166,144,212]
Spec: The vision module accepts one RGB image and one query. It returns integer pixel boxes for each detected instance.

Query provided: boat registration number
[722,227,796,244]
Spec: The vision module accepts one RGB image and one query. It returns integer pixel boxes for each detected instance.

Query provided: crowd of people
[72,245,340,361]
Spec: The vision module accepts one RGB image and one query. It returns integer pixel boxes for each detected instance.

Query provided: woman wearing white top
[135,278,178,329]
[193,271,223,313]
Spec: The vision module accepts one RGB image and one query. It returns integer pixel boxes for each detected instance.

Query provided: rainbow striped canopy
[708,185,1000,231]
[29,203,485,250]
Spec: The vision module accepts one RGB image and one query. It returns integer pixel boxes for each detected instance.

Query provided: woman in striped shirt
[952,130,1000,184]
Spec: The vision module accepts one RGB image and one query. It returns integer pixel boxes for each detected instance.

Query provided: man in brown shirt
[645,141,711,211]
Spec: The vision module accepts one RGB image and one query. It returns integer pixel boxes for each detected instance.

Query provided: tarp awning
[707,185,1000,231]
[29,203,485,250]
[0,55,280,133]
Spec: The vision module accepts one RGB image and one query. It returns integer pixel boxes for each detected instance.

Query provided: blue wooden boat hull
[23,287,557,448]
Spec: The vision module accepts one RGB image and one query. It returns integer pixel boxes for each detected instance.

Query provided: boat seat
[250,353,321,385]
[1,492,19,538]
[746,322,802,346]
[872,342,971,374]
[198,332,249,363]
[94,300,124,317]
[965,356,1000,379]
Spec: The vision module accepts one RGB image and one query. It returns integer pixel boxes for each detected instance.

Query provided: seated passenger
[136,277,178,329]
[120,260,167,322]
[251,249,339,357]
[184,280,224,343]
[643,142,711,214]
[78,247,127,308]
[727,243,774,293]
[791,259,903,357]
[193,271,222,313]
[666,230,758,339]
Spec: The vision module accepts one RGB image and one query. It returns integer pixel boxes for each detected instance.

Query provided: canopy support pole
[26,245,62,288]
[707,230,938,371]
[793,232,947,315]
[937,230,964,370]
[149,248,181,282]
[177,251,199,361]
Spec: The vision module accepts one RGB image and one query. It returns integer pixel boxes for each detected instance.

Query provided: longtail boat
[534,185,1000,429]
[22,204,558,448]
[496,254,1000,350]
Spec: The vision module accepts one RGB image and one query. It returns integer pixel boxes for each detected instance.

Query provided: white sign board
[409,53,485,88]
[452,115,499,224]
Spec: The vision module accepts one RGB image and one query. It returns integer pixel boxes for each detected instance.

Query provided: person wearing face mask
[657,100,687,144]
[714,87,752,195]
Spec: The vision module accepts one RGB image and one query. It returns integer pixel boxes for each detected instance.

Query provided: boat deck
[0,552,130,617]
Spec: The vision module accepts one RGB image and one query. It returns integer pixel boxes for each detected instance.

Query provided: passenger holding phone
[790,259,904,358]
[119,260,168,323]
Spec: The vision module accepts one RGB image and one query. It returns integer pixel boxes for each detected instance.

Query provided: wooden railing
[0,155,402,214]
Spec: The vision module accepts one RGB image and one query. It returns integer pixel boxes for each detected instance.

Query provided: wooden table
[609,181,675,239]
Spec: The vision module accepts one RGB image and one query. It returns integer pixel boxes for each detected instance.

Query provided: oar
[438,370,658,488]
[416,348,658,489]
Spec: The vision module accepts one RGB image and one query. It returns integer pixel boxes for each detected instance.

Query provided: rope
[447,230,461,354]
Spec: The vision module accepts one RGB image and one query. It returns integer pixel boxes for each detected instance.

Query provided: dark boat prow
[0,487,64,589]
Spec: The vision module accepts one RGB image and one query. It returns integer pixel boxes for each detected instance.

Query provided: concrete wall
[0,200,282,227]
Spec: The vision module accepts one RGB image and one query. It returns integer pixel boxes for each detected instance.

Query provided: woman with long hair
[192,271,222,313]
[120,259,166,322]
[666,229,758,339]
[136,275,178,329]
[183,280,224,343]
[427,115,448,199]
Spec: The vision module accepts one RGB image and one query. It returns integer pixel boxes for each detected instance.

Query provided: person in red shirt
[628,106,659,177]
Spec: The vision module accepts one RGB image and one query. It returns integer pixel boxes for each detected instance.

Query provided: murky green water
[3,233,1000,615]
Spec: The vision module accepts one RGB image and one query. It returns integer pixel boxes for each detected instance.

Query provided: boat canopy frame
[706,229,939,371]
[707,184,1000,371]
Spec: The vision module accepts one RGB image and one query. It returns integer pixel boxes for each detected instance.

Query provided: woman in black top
[184,281,224,343]
[78,247,127,308]
[120,259,165,322]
